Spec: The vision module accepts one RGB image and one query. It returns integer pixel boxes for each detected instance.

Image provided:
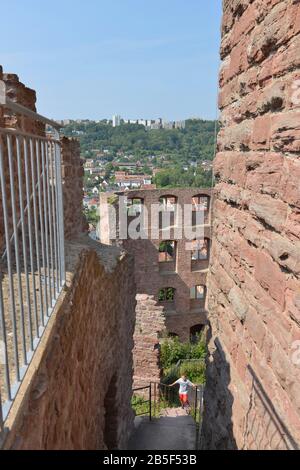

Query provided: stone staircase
[160,407,190,418]
[128,409,197,450]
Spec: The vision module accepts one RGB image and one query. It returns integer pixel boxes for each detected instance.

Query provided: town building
[84,158,95,169]
[138,119,147,126]
[114,172,152,189]
[112,115,121,127]
[175,120,186,129]
[113,162,139,171]
[162,121,175,130]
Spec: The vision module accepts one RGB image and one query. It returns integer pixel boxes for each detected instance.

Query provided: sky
[0,0,222,121]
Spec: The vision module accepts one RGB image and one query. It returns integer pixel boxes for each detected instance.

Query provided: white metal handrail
[0,80,65,437]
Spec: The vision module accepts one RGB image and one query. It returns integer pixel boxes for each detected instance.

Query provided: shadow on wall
[244,366,299,450]
[201,334,299,450]
[104,374,119,450]
[201,335,237,450]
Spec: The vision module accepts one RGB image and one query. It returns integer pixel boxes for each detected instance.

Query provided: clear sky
[0,0,222,121]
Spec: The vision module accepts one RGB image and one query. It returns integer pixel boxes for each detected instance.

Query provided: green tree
[84,207,99,226]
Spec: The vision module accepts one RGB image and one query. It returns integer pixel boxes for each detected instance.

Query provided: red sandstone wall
[2,72,44,136]
[61,136,88,240]
[133,293,165,388]
[202,0,300,450]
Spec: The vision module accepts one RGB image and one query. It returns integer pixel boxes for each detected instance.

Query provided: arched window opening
[159,195,177,212]
[192,195,210,211]
[191,238,210,261]
[190,285,206,301]
[159,240,176,262]
[190,324,204,343]
[168,332,179,339]
[127,198,144,216]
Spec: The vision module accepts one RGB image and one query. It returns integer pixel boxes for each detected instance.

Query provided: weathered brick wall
[133,294,165,388]
[202,0,300,450]
[4,238,136,450]
[0,66,4,127]
[2,72,44,135]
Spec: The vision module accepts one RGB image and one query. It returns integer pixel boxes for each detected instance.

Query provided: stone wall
[61,136,88,240]
[202,0,300,450]
[0,66,3,127]
[4,238,136,450]
[2,71,44,135]
[133,294,165,389]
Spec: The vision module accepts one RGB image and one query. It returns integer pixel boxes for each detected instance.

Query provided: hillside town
[78,117,214,238]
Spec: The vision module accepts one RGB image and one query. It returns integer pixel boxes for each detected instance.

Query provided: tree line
[62,118,217,163]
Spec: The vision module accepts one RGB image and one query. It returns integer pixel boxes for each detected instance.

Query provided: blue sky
[0,0,222,121]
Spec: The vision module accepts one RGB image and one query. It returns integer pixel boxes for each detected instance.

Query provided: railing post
[54,135,65,286]
[0,81,6,105]
[149,384,152,421]
[0,391,4,435]
[153,382,157,418]
[197,385,205,450]
[0,137,20,382]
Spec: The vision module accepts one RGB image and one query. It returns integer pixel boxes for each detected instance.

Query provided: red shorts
[179,393,189,403]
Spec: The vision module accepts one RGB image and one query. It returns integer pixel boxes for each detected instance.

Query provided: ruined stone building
[0,68,136,450]
[201,0,300,451]
[100,188,212,387]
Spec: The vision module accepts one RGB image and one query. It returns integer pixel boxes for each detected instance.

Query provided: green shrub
[160,334,207,386]
[162,361,206,386]
[131,395,151,417]
[190,338,207,360]
[178,361,206,385]
[107,194,118,205]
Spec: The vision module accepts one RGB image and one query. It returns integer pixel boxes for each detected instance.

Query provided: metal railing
[132,382,204,423]
[132,385,152,420]
[0,81,65,436]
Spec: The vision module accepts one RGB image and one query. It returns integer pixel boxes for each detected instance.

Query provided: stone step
[160,407,191,418]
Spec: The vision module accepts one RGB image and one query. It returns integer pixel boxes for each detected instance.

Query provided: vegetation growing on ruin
[163,361,206,386]
[131,395,175,418]
[160,335,206,368]
[153,166,212,189]
[84,207,99,226]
